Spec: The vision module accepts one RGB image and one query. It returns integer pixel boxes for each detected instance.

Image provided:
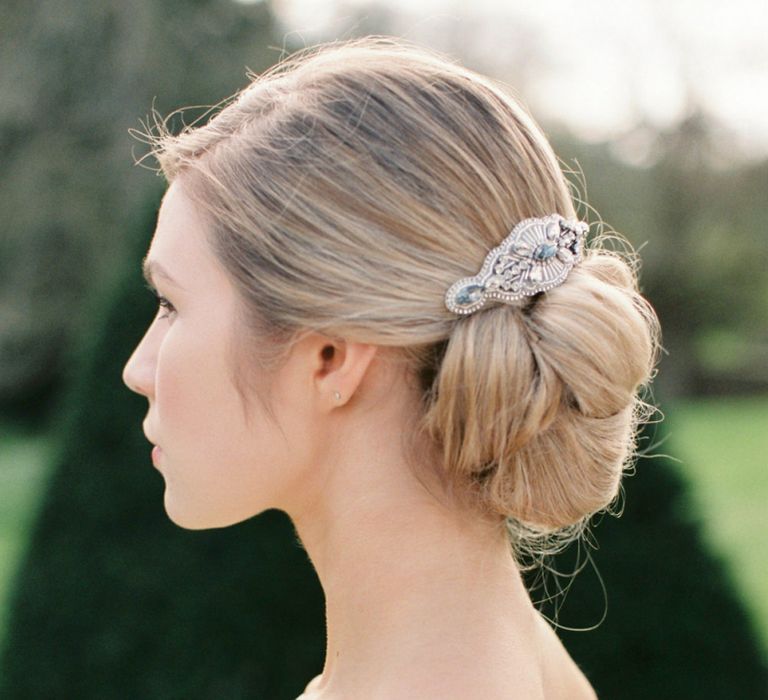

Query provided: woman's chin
[162,491,210,530]
[162,490,266,530]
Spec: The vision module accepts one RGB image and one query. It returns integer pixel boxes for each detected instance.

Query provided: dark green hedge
[539,431,768,698]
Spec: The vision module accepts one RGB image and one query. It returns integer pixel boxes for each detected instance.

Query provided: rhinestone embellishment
[445,214,588,315]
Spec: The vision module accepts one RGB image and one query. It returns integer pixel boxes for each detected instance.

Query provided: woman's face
[122,180,314,529]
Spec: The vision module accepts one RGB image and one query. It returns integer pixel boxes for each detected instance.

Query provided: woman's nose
[122,331,156,399]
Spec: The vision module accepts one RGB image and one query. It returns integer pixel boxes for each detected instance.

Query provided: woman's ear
[312,336,380,408]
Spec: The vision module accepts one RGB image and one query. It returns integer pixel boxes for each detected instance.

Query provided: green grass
[664,395,768,656]
[0,425,56,651]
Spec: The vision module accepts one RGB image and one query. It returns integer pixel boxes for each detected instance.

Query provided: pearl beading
[444,214,588,316]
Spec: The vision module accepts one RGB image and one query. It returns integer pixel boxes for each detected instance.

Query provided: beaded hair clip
[444,214,588,316]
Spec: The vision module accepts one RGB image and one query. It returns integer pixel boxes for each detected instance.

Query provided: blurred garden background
[0,0,766,698]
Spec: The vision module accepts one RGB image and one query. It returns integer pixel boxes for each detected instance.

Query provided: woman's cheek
[154,325,197,437]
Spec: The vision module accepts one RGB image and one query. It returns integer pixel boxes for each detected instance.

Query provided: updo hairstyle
[142,37,660,551]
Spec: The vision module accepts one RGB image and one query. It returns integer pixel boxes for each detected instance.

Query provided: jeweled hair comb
[444,214,588,316]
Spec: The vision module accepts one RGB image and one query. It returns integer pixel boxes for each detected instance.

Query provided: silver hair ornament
[444,214,588,316]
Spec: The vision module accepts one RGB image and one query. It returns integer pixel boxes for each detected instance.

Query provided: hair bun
[421,249,659,534]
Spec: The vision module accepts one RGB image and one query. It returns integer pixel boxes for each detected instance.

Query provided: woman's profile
[122,36,659,699]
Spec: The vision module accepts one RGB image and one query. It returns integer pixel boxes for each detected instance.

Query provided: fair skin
[123,179,597,700]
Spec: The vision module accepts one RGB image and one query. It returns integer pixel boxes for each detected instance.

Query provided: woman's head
[125,37,659,547]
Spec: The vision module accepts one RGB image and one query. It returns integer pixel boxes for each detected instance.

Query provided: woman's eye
[145,284,176,320]
[156,295,176,320]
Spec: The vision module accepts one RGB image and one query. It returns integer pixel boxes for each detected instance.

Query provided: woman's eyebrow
[142,257,185,290]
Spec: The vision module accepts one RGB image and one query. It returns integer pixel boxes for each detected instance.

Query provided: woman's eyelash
[156,296,176,319]
[145,283,176,319]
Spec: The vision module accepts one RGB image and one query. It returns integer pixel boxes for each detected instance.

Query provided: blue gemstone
[532,243,557,261]
[456,284,484,306]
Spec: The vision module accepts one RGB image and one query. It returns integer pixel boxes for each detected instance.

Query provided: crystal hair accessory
[444,214,588,316]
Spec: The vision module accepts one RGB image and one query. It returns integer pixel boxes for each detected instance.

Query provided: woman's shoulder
[294,615,597,700]
[295,673,323,700]
[534,611,599,699]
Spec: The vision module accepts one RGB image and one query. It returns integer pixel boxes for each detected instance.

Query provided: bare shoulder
[295,615,597,700]
[378,621,596,700]
[295,674,323,699]
[534,611,599,699]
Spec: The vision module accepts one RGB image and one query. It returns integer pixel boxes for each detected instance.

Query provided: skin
[123,179,598,699]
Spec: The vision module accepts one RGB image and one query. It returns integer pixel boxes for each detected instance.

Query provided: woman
[123,37,659,699]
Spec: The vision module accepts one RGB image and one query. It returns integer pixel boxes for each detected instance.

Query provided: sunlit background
[1,0,766,697]
[273,0,768,160]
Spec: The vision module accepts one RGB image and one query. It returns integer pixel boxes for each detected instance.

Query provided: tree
[0,0,278,422]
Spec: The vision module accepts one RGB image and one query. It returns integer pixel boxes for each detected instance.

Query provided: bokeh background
[1,0,766,698]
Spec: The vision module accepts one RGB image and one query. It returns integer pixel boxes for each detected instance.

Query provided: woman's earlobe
[317,340,378,409]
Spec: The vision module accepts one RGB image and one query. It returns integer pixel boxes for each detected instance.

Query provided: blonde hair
[141,37,660,553]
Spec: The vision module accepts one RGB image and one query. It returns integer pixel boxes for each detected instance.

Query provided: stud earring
[333,390,341,401]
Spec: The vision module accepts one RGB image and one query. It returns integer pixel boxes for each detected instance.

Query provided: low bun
[421,248,659,535]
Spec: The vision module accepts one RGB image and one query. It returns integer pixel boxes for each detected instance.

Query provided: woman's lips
[152,445,163,465]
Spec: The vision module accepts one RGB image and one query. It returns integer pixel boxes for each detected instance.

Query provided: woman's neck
[288,422,538,697]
